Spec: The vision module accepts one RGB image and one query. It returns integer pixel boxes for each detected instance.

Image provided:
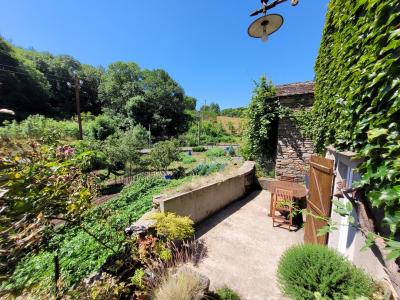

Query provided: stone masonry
[274,82,315,182]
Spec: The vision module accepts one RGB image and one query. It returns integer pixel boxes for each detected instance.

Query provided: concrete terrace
[193,190,303,300]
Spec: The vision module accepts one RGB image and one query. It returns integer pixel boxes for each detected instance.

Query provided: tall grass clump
[277,244,375,300]
[153,271,205,300]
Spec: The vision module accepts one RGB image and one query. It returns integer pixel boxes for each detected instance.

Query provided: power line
[0,68,99,89]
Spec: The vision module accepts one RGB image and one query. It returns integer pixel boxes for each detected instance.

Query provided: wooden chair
[279,175,296,182]
[272,188,294,231]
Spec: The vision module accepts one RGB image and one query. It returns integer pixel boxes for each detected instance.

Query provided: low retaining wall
[153,161,255,224]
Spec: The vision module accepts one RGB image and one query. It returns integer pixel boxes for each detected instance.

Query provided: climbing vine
[244,76,280,170]
[312,0,400,237]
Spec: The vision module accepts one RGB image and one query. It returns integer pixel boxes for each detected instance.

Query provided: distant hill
[216,116,245,135]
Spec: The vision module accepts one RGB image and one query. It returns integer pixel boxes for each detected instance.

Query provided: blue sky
[0,0,329,109]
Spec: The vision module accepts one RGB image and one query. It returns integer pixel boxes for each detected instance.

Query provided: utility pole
[197,111,200,146]
[73,72,83,140]
[148,124,151,149]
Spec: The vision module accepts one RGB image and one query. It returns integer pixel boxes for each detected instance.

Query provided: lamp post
[248,0,299,42]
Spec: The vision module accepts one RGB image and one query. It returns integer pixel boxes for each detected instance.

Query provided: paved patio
[193,190,303,300]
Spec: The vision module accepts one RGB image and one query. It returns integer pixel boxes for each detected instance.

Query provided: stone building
[274,81,315,182]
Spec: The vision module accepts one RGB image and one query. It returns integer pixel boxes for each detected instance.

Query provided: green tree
[148,141,179,173]
[0,38,52,122]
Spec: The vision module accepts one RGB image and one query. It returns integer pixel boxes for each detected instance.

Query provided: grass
[1,176,192,296]
[153,270,205,300]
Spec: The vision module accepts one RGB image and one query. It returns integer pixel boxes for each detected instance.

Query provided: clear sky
[0,0,329,109]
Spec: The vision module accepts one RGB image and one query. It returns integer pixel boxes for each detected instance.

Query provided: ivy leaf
[367,128,388,141]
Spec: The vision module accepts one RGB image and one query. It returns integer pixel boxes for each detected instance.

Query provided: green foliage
[313,0,400,237]
[1,176,188,294]
[99,63,192,136]
[149,212,194,241]
[131,268,146,290]
[205,147,225,158]
[277,244,375,300]
[216,287,241,300]
[149,141,179,172]
[179,153,197,165]
[0,115,83,143]
[192,146,206,152]
[89,114,118,141]
[0,139,98,277]
[220,107,247,118]
[0,37,103,121]
[192,162,225,176]
[244,76,280,169]
[182,120,235,147]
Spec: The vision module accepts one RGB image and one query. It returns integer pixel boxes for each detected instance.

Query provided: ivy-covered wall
[313,0,400,235]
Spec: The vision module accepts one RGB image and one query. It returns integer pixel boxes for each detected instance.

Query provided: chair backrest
[279,175,296,182]
[275,188,294,211]
[276,188,294,201]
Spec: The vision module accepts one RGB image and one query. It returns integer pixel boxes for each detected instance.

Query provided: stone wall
[275,93,314,182]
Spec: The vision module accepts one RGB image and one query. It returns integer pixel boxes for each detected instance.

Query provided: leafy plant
[277,244,375,300]
[216,287,241,300]
[131,268,146,290]
[205,147,225,158]
[0,138,98,277]
[149,212,194,241]
[192,162,225,176]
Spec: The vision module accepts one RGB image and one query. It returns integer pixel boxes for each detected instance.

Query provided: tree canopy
[0,38,196,137]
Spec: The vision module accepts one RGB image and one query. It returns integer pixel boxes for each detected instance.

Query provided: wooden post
[74,73,83,140]
[54,253,60,300]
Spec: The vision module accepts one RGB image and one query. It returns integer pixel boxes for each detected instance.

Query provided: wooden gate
[304,155,334,244]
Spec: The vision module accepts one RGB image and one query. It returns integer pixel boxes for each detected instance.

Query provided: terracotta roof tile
[275,81,315,97]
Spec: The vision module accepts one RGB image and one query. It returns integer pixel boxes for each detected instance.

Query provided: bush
[205,148,225,158]
[191,163,225,176]
[149,212,194,241]
[277,244,375,300]
[179,153,197,165]
[153,271,205,300]
[90,114,117,140]
[216,287,241,300]
[192,146,206,152]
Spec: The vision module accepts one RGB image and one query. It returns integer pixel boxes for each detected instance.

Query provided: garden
[1,0,400,298]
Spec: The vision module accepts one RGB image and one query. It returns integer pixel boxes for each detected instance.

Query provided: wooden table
[266,180,308,217]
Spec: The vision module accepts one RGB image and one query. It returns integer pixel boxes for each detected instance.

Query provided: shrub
[192,163,225,176]
[216,287,241,300]
[89,114,117,140]
[277,244,375,300]
[192,146,206,152]
[180,153,197,165]
[153,271,205,300]
[149,212,194,241]
[205,148,225,158]
[131,268,146,290]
